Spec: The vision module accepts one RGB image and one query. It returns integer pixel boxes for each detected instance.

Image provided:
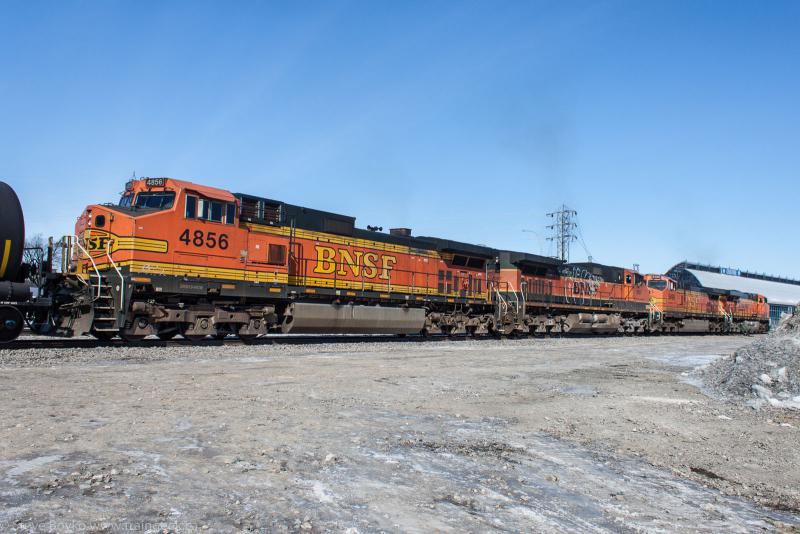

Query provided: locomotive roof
[233,192,502,258]
[151,178,235,202]
[499,251,563,275]
[414,237,497,259]
[564,262,643,284]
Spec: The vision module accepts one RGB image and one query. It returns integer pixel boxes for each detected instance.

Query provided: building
[666,262,800,328]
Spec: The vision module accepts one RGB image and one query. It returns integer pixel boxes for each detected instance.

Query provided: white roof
[686,269,800,307]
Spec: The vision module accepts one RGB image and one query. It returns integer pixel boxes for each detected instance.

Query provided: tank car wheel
[0,306,24,343]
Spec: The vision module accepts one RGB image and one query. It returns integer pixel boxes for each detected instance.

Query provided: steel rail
[0,330,754,351]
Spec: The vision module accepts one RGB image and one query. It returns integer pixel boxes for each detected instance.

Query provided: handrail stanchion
[72,235,102,300]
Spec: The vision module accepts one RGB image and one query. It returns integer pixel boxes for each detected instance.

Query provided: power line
[546,204,577,263]
[521,229,545,255]
[574,215,593,263]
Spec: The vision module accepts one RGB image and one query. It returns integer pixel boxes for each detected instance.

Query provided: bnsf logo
[85,231,115,252]
[312,245,397,280]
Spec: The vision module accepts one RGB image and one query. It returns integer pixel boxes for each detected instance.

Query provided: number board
[145,178,166,187]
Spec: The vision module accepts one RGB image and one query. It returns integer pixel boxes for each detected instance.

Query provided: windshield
[119,193,133,207]
[647,279,667,291]
[134,191,175,210]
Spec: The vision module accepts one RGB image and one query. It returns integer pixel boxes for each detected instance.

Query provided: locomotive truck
[0,177,770,343]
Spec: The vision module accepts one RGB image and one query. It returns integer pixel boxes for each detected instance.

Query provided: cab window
[134,191,175,210]
[185,195,197,219]
[119,193,133,208]
[647,279,667,291]
[196,198,235,223]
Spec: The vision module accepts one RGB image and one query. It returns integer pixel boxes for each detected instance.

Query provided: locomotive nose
[0,181,25,282]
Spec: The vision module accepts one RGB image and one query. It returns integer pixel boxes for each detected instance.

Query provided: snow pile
[704,308,800,410]
[777,307,800,334]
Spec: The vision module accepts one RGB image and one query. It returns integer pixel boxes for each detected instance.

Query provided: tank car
[0,181,29,341]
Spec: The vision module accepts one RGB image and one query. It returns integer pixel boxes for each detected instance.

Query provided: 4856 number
[179,229,229,250]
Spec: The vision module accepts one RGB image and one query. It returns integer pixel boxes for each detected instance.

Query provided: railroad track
[0,334,448,350]
[0,330,753,350]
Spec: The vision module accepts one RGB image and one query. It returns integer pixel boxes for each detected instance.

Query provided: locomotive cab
[74,177,240,272]
[644,275,677,292]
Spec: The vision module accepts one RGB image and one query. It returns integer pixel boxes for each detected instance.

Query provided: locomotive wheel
[179,326,208,343]
[91,329,117,342]
[120,333,147,342]
[0,306,24,343]
[156,327,178,341]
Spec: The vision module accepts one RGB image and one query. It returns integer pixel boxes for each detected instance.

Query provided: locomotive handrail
[106,238,124,317]
[507,281,521,316]
[72,235,101,300]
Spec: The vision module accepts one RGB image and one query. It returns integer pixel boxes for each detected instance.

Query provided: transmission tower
[546,204,578,262]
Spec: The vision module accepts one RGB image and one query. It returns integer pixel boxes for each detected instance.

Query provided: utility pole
[546,204,577,263]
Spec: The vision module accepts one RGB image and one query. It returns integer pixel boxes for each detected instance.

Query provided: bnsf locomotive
[0,177,770,342]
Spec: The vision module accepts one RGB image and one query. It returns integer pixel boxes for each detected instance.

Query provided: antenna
[546,204,577,262]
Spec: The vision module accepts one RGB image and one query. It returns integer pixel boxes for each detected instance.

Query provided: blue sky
[1,1,797,277]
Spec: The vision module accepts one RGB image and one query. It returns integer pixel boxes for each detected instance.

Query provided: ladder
[718,301,733,331]
[648,297,663,328]
[88,273,120,338]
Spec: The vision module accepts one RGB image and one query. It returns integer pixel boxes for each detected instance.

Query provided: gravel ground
[0,336,799,532]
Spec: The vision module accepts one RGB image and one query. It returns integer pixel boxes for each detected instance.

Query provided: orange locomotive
[55,177,769,341]
[644,275,768,333]
[72,177,496,340]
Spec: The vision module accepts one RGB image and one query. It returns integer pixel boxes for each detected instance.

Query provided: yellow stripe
[90,258,486,300]
[115,237,168,253]
[0,240,10,278]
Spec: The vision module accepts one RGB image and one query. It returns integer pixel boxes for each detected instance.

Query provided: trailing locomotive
[0,177,770,342]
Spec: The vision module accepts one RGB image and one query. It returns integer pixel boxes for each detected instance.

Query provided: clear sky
[1,1,797,277]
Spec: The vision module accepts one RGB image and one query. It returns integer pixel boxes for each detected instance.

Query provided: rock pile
[704,307,800,410]
[777,306,800,334]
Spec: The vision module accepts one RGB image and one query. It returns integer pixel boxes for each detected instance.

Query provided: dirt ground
[0,335,799,533]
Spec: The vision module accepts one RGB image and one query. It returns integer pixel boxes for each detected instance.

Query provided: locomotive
[0,177,770,342]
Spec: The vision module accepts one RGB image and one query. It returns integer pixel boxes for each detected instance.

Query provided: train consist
[0,177,769,343]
